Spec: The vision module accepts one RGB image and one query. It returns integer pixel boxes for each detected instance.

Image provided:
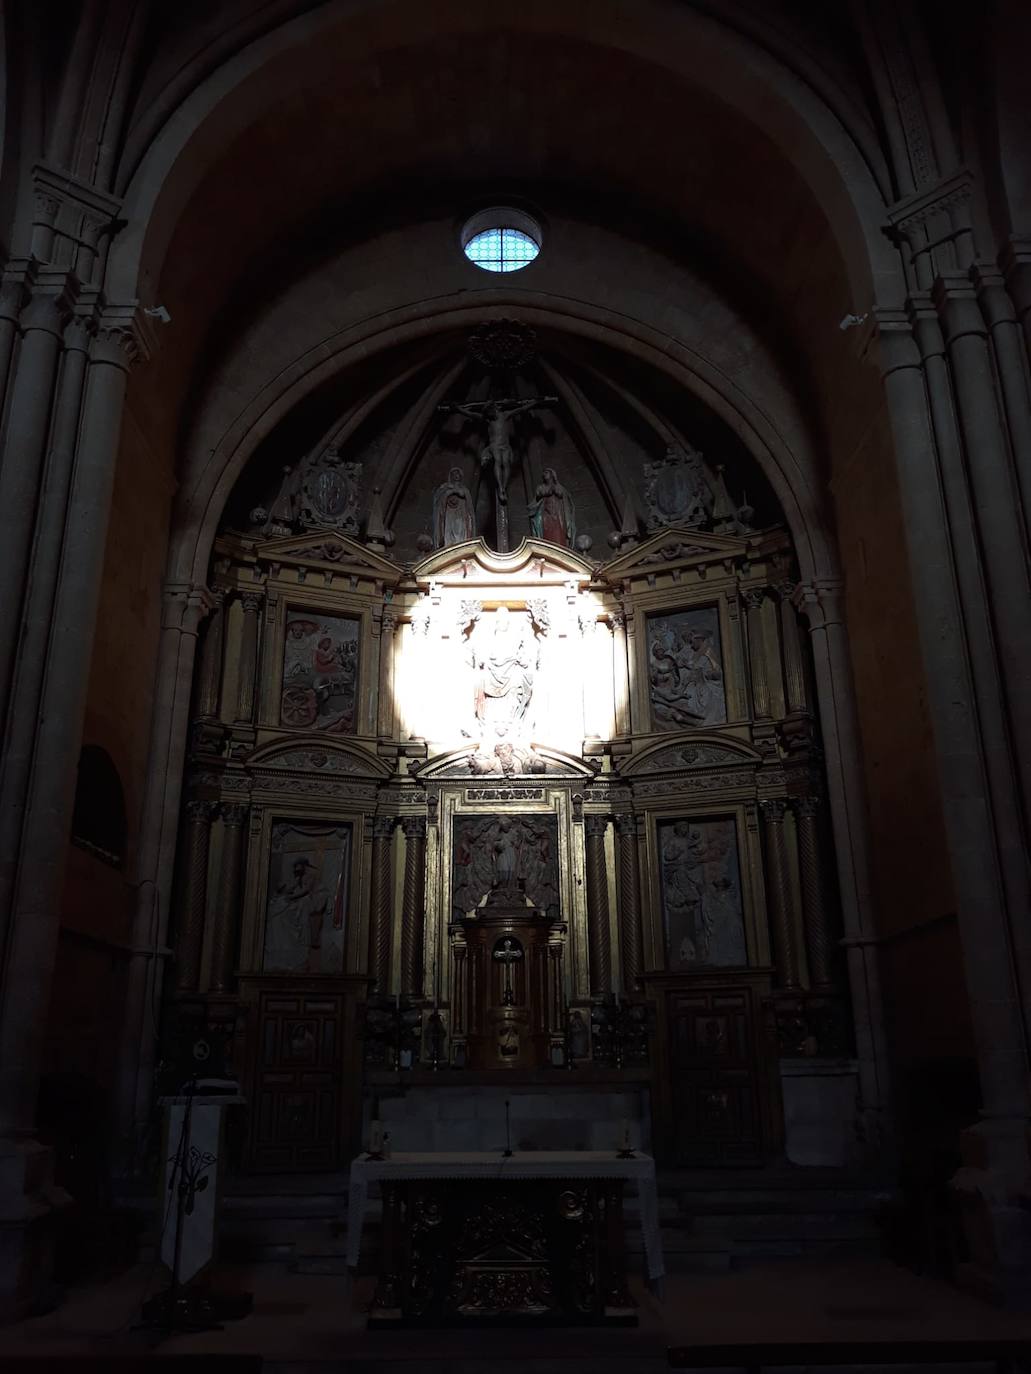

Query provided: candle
[395,991,400,1011]
[621,1119,630,1151]
[369,1119,383,1154]
[615,987,621,1009]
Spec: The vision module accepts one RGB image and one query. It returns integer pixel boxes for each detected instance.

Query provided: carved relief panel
[261,820,352,974]
[451,813,560,920]
[656,816,746,968]
[642,804,769,973]
[645,605,727,731]
[239,807,368,976]
[279,611,360,733]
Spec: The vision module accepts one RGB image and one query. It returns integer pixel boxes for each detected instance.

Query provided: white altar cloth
[346,1150,664,1282]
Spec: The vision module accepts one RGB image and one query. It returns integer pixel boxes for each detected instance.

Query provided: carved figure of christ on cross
[437,394,558,551]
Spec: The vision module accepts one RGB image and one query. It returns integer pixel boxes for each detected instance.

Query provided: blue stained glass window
[464,226,540,273]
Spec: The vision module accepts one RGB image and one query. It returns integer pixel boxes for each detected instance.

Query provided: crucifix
[437,394,558,552]
[493,936,524,1006]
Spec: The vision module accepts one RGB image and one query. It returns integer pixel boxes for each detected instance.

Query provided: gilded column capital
[742,587,767,613]
[614,811,639,837]
[794,795,822,819]
[221,803,249,828]
[760,797,788,824]
[185,799,218,824]
[240,591,264,615]
[402,815,427,840]
[372,816,397,841]
[584,814,610,839]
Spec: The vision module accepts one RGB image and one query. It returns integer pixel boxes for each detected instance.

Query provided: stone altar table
[346,1151,663,1325]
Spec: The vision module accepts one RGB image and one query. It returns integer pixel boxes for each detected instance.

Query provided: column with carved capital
[377,610,397,738]
[0,308,152,1139]
[611,611,630,737]
[775,580,808,717]
[794,797,835,992]
[615,813,644,991]
[210,804,248,992]
[196,588,227,719]
[176,801,218,992]
[368,817,396,991]
[743,588,772,720]
[0,313,94,923]
[400,817,427,997]
[760,799,799,989]
[0,285,73,714]
[584,815,612,998]
[235,592,263,724]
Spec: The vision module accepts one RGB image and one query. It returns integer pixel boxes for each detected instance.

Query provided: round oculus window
[461,208,542,273]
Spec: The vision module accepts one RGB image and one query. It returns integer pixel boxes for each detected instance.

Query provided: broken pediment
[413,742,598,781]
[413,536,595,590]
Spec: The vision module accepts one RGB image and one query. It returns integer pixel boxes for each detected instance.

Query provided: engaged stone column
[176,801,217,992]
[0,310,149,1139]
[760,799,799,989]
[399,817,427,997]
[196,588,227,719]
[210,804,248,992]
[234,592,263,724]
[744,588,772,720]
[615,813,644,991]
[369,817,396,991]
[0,286,72,718]
[584,815,612,998]
[794,797,835,992]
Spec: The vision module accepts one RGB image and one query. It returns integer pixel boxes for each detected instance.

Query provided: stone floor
[1,1259,1030,1370]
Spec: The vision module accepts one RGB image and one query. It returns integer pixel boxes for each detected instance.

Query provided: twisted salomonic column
[399,817,427,998]
[195,587,227,719]
[743,587,772,720]
[175,801,217,992]
[234,592,263,724]
[760,799,799,989]
[795,797,835,992]
[210,804,248,992]
[584,814,612,997]
[615,813,644,991]
[369,817,396,991]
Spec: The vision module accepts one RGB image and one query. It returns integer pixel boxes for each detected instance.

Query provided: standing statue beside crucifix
[437,394,558,551]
